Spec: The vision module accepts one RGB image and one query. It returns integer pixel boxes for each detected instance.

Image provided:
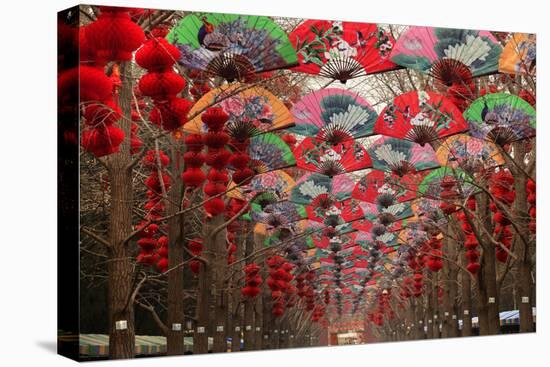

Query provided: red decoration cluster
[182,134,206,188]
[489,170,515,262]
[136,36,191,131]
[439,176,460,215]
[266,256,294,317]
[188,238,203,275]
[527,179,536,233]
[459,196,480,274]
[242,263,263,298]
[78,65,125,157]
[201,108,231,216]
[368,291,392,326]
[311,305,325,322]
[85,6,145,63]
[77,7,145,157]
[405,246,427,292]
[136,150,171,272]
[426,236,443,272]
[412,272,424,297]
[400,277,414,299]
[226,231,237,265]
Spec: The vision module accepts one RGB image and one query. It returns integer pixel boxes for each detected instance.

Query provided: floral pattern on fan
[220,95,274,126]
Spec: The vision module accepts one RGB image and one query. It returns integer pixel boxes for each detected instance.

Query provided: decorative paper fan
[289,89,378,143]
[247,133,296,173]
[305,197,365,224]
[391,26,502,84]
[311,230,357,250]
[359,201,415,224]
[250,200,307,225]
[436,133,504,172]
[290,172,355,205]
[294,137,372,176]
[167,13,298,81]
[374,90,468,146]
[184,83,292,136]
[229,170,295,200]
[464,93,536,145]
[367,136,440,176]
[289,20,398,83]
[498,33,536,75]
[352,169,423,204]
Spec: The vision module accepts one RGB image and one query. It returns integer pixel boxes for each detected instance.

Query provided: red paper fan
[290,20,398,83]
[352,170,425,204]
[374,91,468,146]
[294,137,372,176]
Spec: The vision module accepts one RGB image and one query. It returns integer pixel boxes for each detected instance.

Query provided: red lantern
[135,38,180,72]
[181,168,206,188]
[184,134,204,152]
[204,197,225,216]
[85,8,145,62]
[201,107,229,131]
[82,125,125,157]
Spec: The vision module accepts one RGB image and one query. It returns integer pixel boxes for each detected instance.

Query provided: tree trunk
[461,254,473,337]
[166,144,185,355]
[511,141,535,332]
[476,193,500,335]
[211,215,228,353]
[262,293,272,350]
[426,273,434,339]
[243,226,255,351]
[194,215,223,354]
[254,296,263,350]
[106,62,135,359]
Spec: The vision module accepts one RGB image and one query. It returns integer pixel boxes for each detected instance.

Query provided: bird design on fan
[464,93,536,146]
[168,13,298,81]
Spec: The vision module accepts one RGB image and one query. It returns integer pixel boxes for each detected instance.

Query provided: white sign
[235,326,241,332]
[290,335,294,338]
[452,315,457,320]
[172,323,182,331]
[274,330,279,333]
[522,296,529,303]
[464,309,470,315]
[255,327,261,331]
[428,319,433,323]
[197,326,205,333]
[434,315,438,319]
[264,334,269,339]
[216,326,224,332]
[115,320,128,330]
[444,312,449,317]
[488,297,496,304]
[245,325,252,331]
